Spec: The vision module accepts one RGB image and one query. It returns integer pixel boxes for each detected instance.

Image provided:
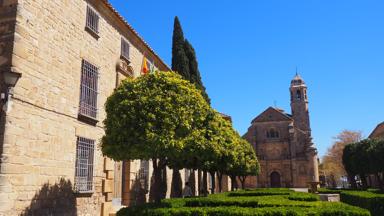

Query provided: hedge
[340,191,384,216]
[117,189,370,216]
[318,188,365,194]
[228,191,291,197]
[287,192,320,202]
[117,206,369,216]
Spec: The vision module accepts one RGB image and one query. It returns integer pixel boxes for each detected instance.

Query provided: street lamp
[4,71,22,87]
[1,70,22,104]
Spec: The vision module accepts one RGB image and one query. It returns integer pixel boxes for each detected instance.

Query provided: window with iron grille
[74,137,95,193]
[79,60,98,120]
[121,38,130,61]
[86,5,99,36]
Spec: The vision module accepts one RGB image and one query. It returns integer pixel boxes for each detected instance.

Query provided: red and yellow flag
[141,57,149,74]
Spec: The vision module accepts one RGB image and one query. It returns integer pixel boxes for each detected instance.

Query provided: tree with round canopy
[101,71,211,203]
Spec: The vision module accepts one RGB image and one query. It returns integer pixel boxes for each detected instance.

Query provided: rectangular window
[79,60,99,120]
[74,137,95,193]
[86,5,99,36]
[121,38,130,61]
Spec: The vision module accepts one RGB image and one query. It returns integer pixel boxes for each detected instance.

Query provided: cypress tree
[172,16,190,80]
[171,16,211,197]
[184,40,210,104]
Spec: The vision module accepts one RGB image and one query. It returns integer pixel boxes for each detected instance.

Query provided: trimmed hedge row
[182,196,317,208]
[340,191,384,216]
[288,193,320,202]
[228,191,291,197]
[117,189,370,216]
[318,188,366,194]
[185,198,259,208]
[117,206,370,216]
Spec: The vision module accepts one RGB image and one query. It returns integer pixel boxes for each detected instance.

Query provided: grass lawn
[117,188,370,216]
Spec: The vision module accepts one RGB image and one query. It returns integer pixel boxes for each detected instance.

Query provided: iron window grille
[74,137,95,193]
[121,38,130,61]
[86,5,99,36]
[79,60,99,120]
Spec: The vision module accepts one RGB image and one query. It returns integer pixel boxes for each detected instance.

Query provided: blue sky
[109,0,384,157]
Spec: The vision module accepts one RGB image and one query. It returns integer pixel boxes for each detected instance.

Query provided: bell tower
[290,73,311,133]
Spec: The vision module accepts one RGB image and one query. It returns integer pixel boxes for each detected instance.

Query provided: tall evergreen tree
[184,40,210,104]
[171,16,212,197]
[172,16,190,80]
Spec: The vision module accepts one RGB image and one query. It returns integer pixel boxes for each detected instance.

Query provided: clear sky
[109,0,384,157]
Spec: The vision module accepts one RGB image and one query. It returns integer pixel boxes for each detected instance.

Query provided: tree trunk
[230,175,237,191]
[209,171,216,194]
[198,170,202,196]
[188,170,196,196]
[360,173,368,189]
[376,173,384,191]
[217,172,223,193]
[368,175,373,188]
[239,176,246,189]
[160,162,167,199]
[171,169,182,198]
[347,174,357,189]
[151,159,163,203]
[202,171,208,196]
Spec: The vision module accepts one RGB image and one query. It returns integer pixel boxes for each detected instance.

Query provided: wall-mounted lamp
[1,70,22,104]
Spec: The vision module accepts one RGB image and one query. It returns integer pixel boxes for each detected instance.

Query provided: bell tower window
[296,90,301,100]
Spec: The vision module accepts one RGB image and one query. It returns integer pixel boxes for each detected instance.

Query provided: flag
[141,57,149,74]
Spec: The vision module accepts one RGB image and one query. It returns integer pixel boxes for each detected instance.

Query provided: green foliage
[342,139,384,189]
[172,17,210,104]
[340,191,384,216]
[228,188,292,197]
[318,188,358,194]
[287,193,320,202]
[117,189,370,216]
[227,139,260,178]
[101,71,211,202]
[184,39,210,104]
[172,17,190,81]
[185,198,259,208]
[101,71,210,162]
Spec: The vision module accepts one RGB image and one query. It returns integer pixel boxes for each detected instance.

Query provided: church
[243,74,319,188]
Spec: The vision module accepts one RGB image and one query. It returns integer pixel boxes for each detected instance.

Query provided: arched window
[296,90,301,100]
[266,128,279,139]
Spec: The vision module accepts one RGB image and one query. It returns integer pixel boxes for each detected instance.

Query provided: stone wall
[0,0,168,215]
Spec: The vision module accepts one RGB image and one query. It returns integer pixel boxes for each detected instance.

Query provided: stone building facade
[243,74,319,188]
[0,0,178,215]
[366,121,384,188]
[369,122,384,139]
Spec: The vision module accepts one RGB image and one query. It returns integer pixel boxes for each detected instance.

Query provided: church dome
[291,73,305,86]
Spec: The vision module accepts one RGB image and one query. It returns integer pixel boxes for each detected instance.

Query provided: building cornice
[99,0,171,71]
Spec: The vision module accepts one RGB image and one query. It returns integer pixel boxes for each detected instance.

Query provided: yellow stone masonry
[0,0,169,215]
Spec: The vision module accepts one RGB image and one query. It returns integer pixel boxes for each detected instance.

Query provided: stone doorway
[270,171,281,188]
